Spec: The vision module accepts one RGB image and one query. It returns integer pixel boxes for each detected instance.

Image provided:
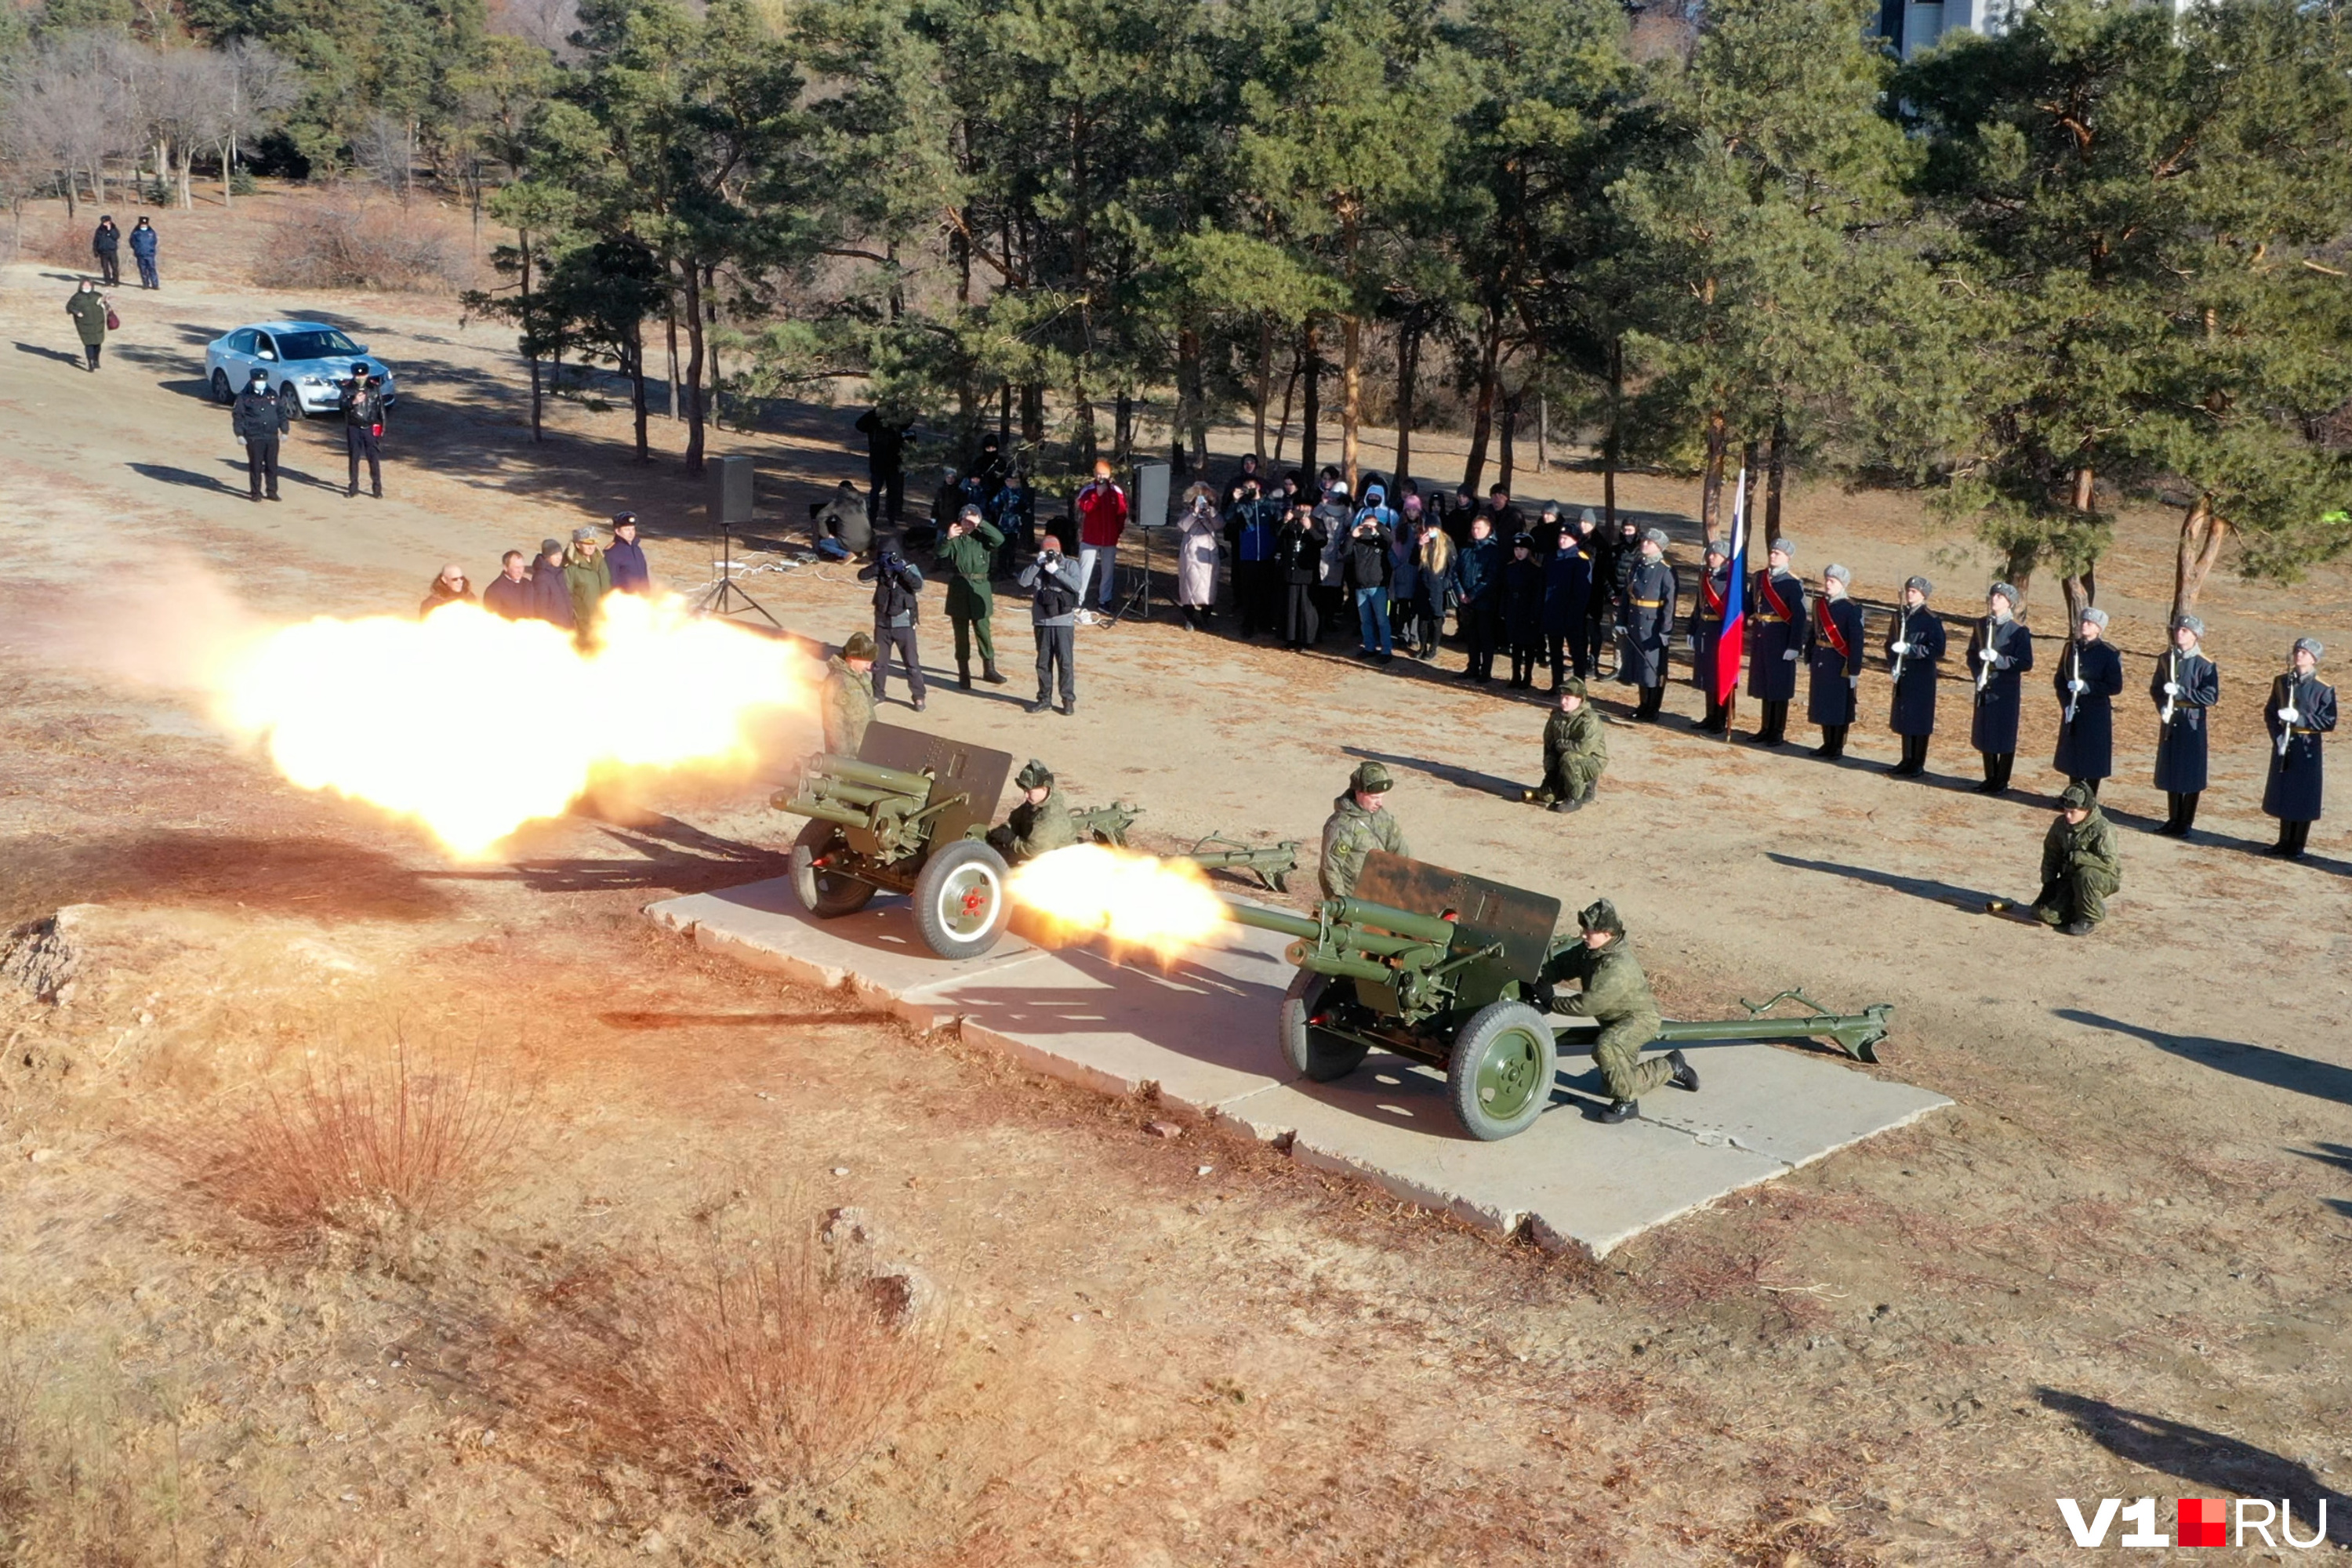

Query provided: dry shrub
[253,198,471,292]
[0,1366,160,1568]
[151,1038,523,1250]
[517,1200,942,1501]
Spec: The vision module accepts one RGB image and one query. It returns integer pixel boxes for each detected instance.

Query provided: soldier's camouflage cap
[1349,760,1393,794]
[1559,677,1588,698]
[2059,783,2092,811]
[1577,898,1624,935]
[1015,759,1054,791]
[841,631,877,661]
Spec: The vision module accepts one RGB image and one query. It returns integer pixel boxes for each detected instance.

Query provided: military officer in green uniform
[986,759,1078,863]
[1319,761,1408,898]
[2031,782,2121,935]
[1542,898,1697,1123]
[821,631,877,756]
[1526,678,1607,811]
[935,504,1008,690]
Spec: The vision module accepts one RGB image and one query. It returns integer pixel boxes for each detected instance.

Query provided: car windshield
[274,329,361,361]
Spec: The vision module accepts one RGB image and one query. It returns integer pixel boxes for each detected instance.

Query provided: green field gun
[1218,851,1893,1142]
[1069,800,1142,847]
[771,722,1015,960]
[1059,804,1298,892]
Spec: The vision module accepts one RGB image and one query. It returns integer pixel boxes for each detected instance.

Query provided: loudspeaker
[1131,459,1171,528]
[708,454,755,528]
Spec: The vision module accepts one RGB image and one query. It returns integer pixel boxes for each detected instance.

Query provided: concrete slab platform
[647,884,1954,1256]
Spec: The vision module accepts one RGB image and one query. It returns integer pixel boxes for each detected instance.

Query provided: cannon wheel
[791,821,875,918]
[912,839,1011,960]
[1278,970,1370,1082]
[1446,1000,1558,1141]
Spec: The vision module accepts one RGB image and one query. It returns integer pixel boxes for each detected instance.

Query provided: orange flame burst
[212,593,812,857]
[1005,844,1231,961]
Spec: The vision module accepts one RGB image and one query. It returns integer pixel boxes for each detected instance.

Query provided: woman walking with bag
[65,281,113,371]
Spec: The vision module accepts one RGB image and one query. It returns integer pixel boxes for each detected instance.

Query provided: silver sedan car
[204,321,399,419]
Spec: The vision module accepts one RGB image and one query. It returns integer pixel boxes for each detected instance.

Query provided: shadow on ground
[0,831,459,924]
[2037,1389,2350,1542]
[2054,1008,2352,1110]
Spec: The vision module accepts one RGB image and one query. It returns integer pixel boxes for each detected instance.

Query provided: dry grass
[511,1196,944,1503]
[148,1037,524,1251]
[0,1365,162,1568]
[252,196,473,292]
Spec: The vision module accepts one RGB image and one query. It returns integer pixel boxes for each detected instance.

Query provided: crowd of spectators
[420,512,653,639]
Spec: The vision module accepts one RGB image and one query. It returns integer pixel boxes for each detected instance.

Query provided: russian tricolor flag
[1715,465,1749,705]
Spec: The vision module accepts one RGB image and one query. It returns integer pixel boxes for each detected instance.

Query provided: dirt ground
[2,188,2348,1566]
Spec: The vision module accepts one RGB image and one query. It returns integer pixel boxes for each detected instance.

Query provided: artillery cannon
[771,723,1015,960]
[1220,851,1893,1141]
[1062,806,1298,891]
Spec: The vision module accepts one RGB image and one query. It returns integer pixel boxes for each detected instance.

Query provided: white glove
[2280,706,2301,724]
[2162,681,2180,696]
[1847,673,1859,688]
[2068,679,2087,694]
[1784,649,1799,662]
[1977,647,1998,663]
[1890,641,1911,655]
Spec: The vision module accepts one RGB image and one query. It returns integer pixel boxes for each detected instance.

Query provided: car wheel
[210,368,231,405]
[278,384,303,422]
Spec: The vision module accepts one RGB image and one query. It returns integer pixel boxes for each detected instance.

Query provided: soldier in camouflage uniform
[2032,781,2121,935]
[1541,898,1697,1123]
[986,758,1079,863]
[821,631,877,756]
[1319,760,1409,898]
[1527,678,1607,811]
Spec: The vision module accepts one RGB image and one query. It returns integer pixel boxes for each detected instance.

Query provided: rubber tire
[789,820,873,918]
[1278,969,1370,1082]
[911,839,1010,960]
[278,383,303,422]
[1446,1000,1559,1142]
[211,368,232,405]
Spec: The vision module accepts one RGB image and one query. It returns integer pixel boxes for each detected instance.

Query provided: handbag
[104,306,120,331]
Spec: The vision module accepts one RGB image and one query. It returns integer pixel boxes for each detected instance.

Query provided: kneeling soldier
[1526,679,1607,811]
[1544,898,1697,1123]
[987,759,1078,864]
[2032,782,2121,935]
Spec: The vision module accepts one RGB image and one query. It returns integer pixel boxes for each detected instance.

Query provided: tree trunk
[2060,467,2098,626]
[1075,367,1097,466]
[1175,324,1207,476]
[1602,337,1621,529]
[666,299,681,422]
[2003,542,2039,612]
[1537,394,1548,474]
[1461,315,1502,494]
[1340,313,1361,494]
[1392,320,1418,484]
[1272,350,1298,467]
[1497,387,1519,495]
[1000,382,1014,457]
[1699,409,1728,534]
[221,132,234,209]
[1299,320,1322,479]
[521,228,542,443]
[1765,416,1786,540]
[704,263,722,435]
[1252,312,1273,463]
[682,260,706,474]
[628,315,649,463]
[1021,382,1044,452]
[2169,495,2230,626]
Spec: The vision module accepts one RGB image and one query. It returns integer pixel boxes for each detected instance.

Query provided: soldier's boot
[1027,695,1051,715]
[958,661,972,691]
[982,659,1007,685]
[2063,919,2097,937]
[1548,797,1581,814]
[1636,684,1664,721]
[1596,1100,1639,1124]
[1668,1050,1700,1092]
[2177,792,2201,834]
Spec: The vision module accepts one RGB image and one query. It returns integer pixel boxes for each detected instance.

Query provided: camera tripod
[695,520,781,630]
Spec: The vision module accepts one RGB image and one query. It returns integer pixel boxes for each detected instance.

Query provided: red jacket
[1076,480,1129,548]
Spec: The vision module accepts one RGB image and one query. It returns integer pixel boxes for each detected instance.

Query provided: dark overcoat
[1806,594,1866,727]
[1965,616,2034,753]
[1746,570,1806,702]
[1621,558,1678,688]
[2051,637,2125,780]
[1886,604,1946,737]
[2262,671,2336,822]
[2150,650,2219,793]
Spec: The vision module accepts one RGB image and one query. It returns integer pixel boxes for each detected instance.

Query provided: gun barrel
[808,754,932,797]
[1216,897,1322,945]
[1330,896,1457,948]
[773,793,869,829]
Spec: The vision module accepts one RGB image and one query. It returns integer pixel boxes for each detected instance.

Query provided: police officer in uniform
[1805,562,1865,758]
[230,366,289,502]
[2151,615,2219,836]
[1319,761,1408,898]
[1885,575,1945,777]
[2052,605,2123,795]
[1965,583,2034,793]
[1690,538,1733,732]
[1745,538,1806,746]
[1623,527,1679,721]
[2033,782,2122,935]
[1541,899,1697,1125]
[2263,637,2336,859]
[987,760,1079,863]
[1525,680,1607,811]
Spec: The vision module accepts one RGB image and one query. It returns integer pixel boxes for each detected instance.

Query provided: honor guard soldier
[2033,782,2122,935]
[1623,528,1679,721]
[1690,537,1733,732]
[1885,576,1945,777]
[2151,615,2220,836]
[1526,680,1607,811]
[1806,563,1865,758]
[822,632,878,756]
[987,759,1079,864]
[2263,637,2336,859]
[1541,899,1698,1125]
[1320,760,1409,898]
[1746,538,1806,746]
[1965,583,2034,793]
[2052,605,2123,794]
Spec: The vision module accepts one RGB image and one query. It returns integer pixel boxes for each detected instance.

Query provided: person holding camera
[1018,531,1083,715]
[858,546,928,710]
[935,504,1007,691]
[341,367,388,498]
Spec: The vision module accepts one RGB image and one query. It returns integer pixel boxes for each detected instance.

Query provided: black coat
[92,221,119,255]
[1543,548,1591,637]
[527,562,576,628]
[1276,519,1325,585]
[482,573,533,620]
[1689,567,1729,692]
[1502,555,1547,644]
[1343,521,1393,590]
[231,386,288,441]
[2263,671,2336,822]
[1584,531,1622,619]
[2051,637,2125,780]
[1885,604,1945,736]
[1746,570,1806,702]
[1457,536,1504,606]
[1965,616,2034,753]
[1621,558,1678,688]
[1806,594,1866,726]
[859,555,924,624]
[2150,649,2218,793]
